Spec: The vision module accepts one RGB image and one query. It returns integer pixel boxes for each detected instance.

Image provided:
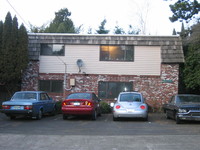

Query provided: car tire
[144,115,148,121]
[36,110,42,120]
[63,114,68,120]
[175,113,181,124]
[113,116,118,121]
[92,110,97,120]
[165,110,170,119]
[10,116,16,120]
[50,106,56,116]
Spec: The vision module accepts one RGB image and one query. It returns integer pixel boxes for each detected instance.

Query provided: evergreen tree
[169,0,200,22]
[96,19,109,34]
[114,25,125,34]
[0,12,28,93]
[172,28,176,35]
[45,8,76,33]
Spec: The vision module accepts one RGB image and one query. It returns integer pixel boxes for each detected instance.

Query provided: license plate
[73,102,80,106]
[11,106,24,110]
[127,109,134,113]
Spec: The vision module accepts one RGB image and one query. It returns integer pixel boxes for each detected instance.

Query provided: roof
[28,33,184,64]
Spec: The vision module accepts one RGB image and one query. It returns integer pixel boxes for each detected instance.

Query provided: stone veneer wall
[21,61,179,109]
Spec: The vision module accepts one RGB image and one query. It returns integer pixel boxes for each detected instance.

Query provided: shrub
[55,100,62,114]
[100,101,112,114]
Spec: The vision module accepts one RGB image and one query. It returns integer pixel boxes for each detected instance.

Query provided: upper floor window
[100,45,134,61]
[40,44,65,56]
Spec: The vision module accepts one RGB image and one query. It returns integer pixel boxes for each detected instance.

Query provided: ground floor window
[39,80,63,93]
[98,81,133,99]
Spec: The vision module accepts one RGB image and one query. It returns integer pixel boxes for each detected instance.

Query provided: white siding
[39,45,161,75]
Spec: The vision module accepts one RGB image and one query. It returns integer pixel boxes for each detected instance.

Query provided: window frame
[39,80,63,93]
[40,44,65,56]
[100,45,134,62]
[98,81,133,99]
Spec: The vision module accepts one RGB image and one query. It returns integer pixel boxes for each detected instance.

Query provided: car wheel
[10,116,16,120]
[165,110,170,119]
[36,110,42,120]
[63,114,68,120]
[92,110,97,120]
[50,106,56,116]
[143,115,148,121]
[113,116,118,121]
[175,113,181,124]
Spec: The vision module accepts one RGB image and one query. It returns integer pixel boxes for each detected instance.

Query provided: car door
[39,93,51,113]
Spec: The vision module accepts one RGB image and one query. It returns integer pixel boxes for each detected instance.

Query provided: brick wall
[21,61,179,109]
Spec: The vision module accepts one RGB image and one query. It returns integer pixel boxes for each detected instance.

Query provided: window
[39,80,63,93]
[40,44,65,56]
[40,93,50,100]
[98,82,133,99]
[100,45,134,61]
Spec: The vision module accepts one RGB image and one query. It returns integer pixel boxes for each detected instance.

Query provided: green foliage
[0,12,28,94]
[127,25,140,35]
[44,8,76,33]
[183,23,200,91]
[55,100,62,114]
[100,101,112,114]
[96,19,110,34]
[169,0,200,22]
[114,25,125,34]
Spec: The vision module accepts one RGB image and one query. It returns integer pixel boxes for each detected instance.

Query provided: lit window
[100,45,134,61]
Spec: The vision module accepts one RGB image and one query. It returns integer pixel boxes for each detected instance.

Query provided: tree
[44,8,76,33]
[96,19,109,34]
[113,25,125,34]
[0,12,28,94]
[169,0,200,23]
[183,23,200,92]
[128,25,140,35]
[172,28,177,35]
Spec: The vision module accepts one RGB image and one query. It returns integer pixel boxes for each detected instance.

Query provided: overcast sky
[0,0,183,35]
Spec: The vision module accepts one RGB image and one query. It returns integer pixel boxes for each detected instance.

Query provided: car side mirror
[114,98,117,101]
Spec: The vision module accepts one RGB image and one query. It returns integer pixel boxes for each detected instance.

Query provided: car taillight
[24,105,32,110]
[116,105,121,109]
[84,101,92,107]
[2,105,10,109]
[140,105,146,110]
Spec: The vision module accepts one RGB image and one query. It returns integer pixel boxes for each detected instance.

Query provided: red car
[62,92,102,120]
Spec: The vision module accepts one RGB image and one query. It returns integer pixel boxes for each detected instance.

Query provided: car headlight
[178,109,187,113]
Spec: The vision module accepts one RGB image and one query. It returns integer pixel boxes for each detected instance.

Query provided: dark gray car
[163,94,200,124]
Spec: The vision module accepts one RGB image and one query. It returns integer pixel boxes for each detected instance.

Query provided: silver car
[113,92,148,121]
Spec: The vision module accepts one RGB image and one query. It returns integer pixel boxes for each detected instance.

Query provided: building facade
[22,33,184,109]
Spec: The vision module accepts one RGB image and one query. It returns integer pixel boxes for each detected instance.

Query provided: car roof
[15,91,46,94]
[175,94,200,97]
[119,92,142,95]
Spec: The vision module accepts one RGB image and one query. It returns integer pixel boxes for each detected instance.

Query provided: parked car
[163,94,200,124]
[0,91,56,120]
[113,92,148,121]
[62,92,101,120]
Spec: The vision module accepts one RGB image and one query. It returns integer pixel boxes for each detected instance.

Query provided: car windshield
[119,93,141,102]
[12,93,37,100]
[177,95,200,103]
[67,93,91,100]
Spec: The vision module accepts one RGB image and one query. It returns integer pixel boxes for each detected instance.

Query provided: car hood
[178,103,200,108]
[2,100,36,105]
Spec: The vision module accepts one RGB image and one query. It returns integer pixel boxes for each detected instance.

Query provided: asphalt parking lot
[0,113,200,150]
